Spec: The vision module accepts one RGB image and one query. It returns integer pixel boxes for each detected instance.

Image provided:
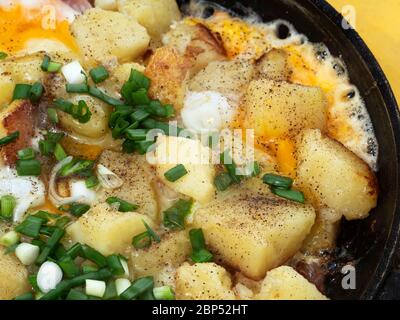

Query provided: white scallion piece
[15,243,40,266]
[85,279,106,298]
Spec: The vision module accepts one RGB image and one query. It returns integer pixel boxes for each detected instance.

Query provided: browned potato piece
[296,129,378,220]
[188,60,255,106]
[0,247,30,300]
[256,49,289,81]
[242,79,327,139]
[71,8,150,64]
[193,193,316,280]
[255,266,328,300]
[145,46,192,109]
[97,150,159,221]
[164,21,226,75]
[175,263,236,300]
[117,0,181,39]
[130,231,191,285]
[0,100,36,166]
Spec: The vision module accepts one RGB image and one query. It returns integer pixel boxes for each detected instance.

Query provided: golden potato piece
[188,60,255,106]
[67,203,153,255]
[71,8,150,64]
[97,150,159,221]
[256,49,289,81]
[164,21,226,75]
[0,100,36,166]
[193,193,316,280]
[130,231,191,285]
[175,262,236,300]
[256,266,328,300]
[242,79,327,139]
[0,54,44,107]
[296,129,378,220]
[0,247,30,300]
[145,46,192,109]
[58,95,112,139]
[117,0,181,38]
[151,136,216,204]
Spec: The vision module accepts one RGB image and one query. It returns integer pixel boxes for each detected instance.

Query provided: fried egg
[0,0,80,54]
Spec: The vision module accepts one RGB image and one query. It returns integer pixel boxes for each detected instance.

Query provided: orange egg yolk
[0,4,79,54]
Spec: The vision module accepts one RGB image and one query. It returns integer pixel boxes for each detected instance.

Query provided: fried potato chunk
[193,193,316,279]
[296,129,378,220]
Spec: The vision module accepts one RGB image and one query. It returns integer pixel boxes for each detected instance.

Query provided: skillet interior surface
[177,0,400,299]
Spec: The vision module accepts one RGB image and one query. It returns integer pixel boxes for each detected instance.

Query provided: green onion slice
[263,173,293,189]
[164,164,188,182]
[16,159,41,176]
[271,187,305,203]
[17,147,35,160]
[120,276,154,300]
[89,66,109,84]
[106,197,138,212]
[0,131,19,146]
[0,195,16,220]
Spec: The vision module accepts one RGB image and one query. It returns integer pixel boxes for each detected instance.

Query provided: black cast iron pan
[177,0,400,299]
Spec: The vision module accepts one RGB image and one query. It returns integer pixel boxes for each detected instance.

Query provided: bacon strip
[1,101,36,166]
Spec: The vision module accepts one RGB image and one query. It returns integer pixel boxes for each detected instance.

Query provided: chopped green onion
[85,176,99,189]
[29,82,44,102]
[31,239,45,250]
[191,248,214,263]
[36,228,65,264]
[58,159,94,177]
[17,147,35,160]
[54,244,67,260]
[108,105,135,128]
[0,230,20,247]
[39,140,55,156]
[89,66,109,84]
[103,280,118,300]
[147,100,171,118]
[0,131,19,146]
[63,243,82,260]
[0,195,16,220]
[214,172,233,191]
[47,61,62,73]
[0,52,8,60]
[125,128,148,141]
[122,139,136,154]
[47,108,59,124]
[271,187,305,203]
[41,55,51,71]
[144,221,160,243]
[32,210,58,222]
[89,86,124,106]
[163,199,193,230]
[12,84,32,101]
[263,173,293,189]
[55,216,71,228]
[39,225,57,236]
[29,274,40,292]
[82,264,99,274]
[153,286,175,300]
[40,268,113,300]
[107,254,125,276]
[131,88,150,105]
[66,83,89,93]
[16,159,41,176]
[66,289,89,300]
[189,228,213,263]
[129,69,150,91]
[120,276,154,300]
[81,245,107,267]
[106,197,138,212]
[69,203,90,217]
[15,215,44,238]
[131,109,150,122]
[132,232,152,249]
[164,164,188,182]
[220,150,241,183]
[112,117,130,139]
[134,140,155,155]
[59,256,80,278]
[54,99,92,123]
[54,143,67,161]
[14,292,35,300]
